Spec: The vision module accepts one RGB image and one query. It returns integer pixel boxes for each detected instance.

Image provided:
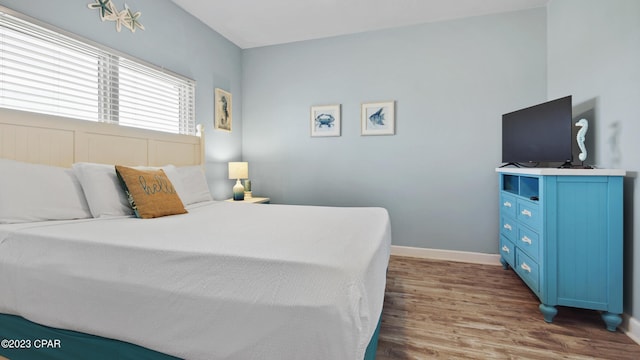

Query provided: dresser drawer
[500,193,517,218]
[517,199,541,229]
[517,225,540,261]
[500,235,515,267]
[515,251,539,294]
[500,215,517,242]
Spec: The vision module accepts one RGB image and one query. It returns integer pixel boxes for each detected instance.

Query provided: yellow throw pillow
[115,165,187,219]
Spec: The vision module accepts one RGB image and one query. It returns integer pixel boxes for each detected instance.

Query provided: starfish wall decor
[88,0,145,33]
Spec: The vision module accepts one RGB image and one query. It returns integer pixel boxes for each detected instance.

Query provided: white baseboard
[389,245,640,346]
[622,313,640,345]
[390,245,502,266]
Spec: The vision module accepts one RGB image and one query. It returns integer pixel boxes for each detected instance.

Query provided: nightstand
[225,197,270,204]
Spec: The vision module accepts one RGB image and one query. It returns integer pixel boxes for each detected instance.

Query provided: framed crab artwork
[310,104,341,137]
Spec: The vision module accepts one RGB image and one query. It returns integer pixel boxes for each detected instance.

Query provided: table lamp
[228,162,248,200]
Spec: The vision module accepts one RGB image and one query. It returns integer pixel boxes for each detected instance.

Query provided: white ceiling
[170,0,549,49]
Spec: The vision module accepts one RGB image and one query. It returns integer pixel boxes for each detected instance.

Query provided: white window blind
[0,8,195,135]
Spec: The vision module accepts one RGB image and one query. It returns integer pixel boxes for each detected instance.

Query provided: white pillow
[170,165,213,205]
[0,159,92,223]
[72,162,133,218]
[125,164,211,206]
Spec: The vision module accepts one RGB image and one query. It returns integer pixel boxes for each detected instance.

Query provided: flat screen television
[501,96,573,165]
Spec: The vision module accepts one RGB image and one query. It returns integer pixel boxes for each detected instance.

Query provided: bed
[0,108,391,360]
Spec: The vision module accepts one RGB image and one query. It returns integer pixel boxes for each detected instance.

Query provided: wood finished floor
[376,256,640,359]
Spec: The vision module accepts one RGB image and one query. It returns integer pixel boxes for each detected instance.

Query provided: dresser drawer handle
[521,236,532,245]
[503,223,512,231]
[520,262,532,273]
[521,209,532,217]
[501,245,510,253]
[503,201,512,208]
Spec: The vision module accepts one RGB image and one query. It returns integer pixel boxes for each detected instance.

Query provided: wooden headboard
[0,108,203,167]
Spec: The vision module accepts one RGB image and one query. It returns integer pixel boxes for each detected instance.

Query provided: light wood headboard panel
[0,108,203,167]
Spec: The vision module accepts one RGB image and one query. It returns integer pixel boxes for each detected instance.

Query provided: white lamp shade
[228,162,248,179]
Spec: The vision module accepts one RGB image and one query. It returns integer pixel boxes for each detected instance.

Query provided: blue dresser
[496,168,625,331]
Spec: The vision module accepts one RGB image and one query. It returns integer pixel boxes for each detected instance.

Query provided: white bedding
[0,201,391,360]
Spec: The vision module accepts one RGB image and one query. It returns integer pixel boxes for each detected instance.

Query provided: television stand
[496,168,625,331]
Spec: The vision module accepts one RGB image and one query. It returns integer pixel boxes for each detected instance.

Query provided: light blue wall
[547,0,640,323]
[0,0,243,199]
[242,9,547,253]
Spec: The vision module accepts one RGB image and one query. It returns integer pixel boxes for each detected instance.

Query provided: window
[0,8,195,135]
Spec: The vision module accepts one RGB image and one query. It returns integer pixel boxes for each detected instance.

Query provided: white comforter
[0,201,391,360]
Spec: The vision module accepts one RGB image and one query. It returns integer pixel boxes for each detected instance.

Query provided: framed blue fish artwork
[361,101,395,135]
[310,104,341,137]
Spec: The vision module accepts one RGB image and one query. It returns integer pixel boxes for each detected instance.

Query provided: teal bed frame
[0,313,381,359]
